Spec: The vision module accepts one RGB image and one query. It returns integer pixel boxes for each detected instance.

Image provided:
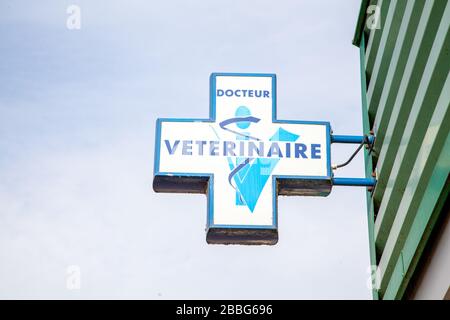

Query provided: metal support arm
[332,177,376,187]
[330,134,377,188]
[331,134,375,145]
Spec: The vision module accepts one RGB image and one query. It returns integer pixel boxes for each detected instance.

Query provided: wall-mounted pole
[330,135,377,187]
[331,134,375,145]
[332,177,376,187]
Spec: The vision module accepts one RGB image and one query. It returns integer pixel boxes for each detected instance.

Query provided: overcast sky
[0,0,373,299]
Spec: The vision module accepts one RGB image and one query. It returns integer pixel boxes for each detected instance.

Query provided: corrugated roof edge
[353,0,370,47]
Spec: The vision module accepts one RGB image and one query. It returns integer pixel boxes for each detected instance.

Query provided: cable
[333,135,371,170]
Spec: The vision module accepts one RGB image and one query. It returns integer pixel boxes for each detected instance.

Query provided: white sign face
[153,73,331,245]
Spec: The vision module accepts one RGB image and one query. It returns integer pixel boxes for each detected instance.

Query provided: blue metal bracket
[330,134,377,188]
[332,177,376,187]
[331,134,375,145]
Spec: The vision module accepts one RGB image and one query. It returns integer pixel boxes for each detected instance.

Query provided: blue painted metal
[331,134,375,145]
[332,177,377,187]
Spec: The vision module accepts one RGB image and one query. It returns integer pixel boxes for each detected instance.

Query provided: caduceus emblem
[214,106,299,213]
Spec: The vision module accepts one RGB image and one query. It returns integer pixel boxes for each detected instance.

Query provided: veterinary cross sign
[153,73,376,245]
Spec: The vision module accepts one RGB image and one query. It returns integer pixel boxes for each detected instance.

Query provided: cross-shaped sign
[153,73,337,245]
